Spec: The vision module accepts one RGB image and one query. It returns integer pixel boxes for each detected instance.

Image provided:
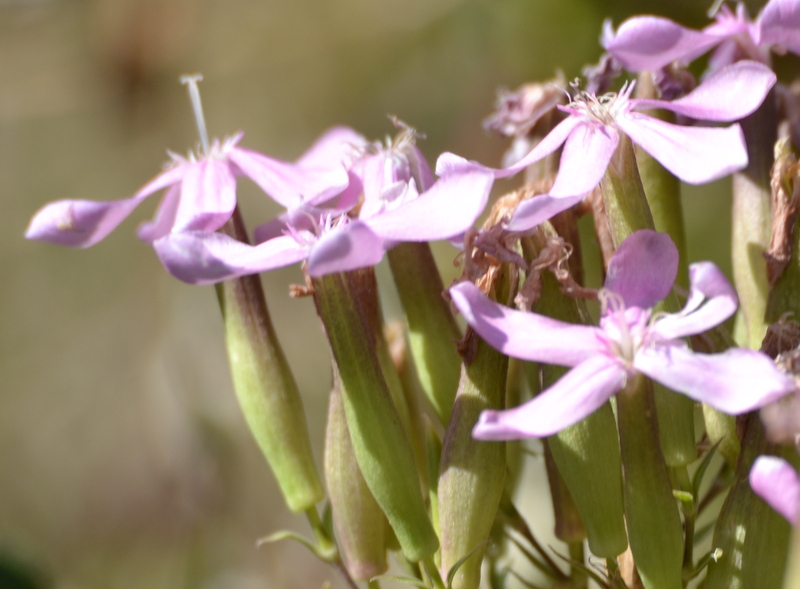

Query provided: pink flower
[154,125,494,283]
[25,127,359,253]
[750,455,800,525]
[604,0,800,73]
[448,230,796,439]
[436,61,775,233]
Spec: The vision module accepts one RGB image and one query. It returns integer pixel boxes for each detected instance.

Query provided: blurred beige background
[0,0,751,587]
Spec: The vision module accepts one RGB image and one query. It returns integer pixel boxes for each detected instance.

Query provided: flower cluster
[23,2,800,588]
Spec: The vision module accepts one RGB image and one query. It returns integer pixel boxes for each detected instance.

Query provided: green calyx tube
[616,374,684,589]
[312,271,438,563]
[438,269,510,589]
[388,242,463,426]
[521,231,627,559]
[731,92,777,349]
[215,208,323,513]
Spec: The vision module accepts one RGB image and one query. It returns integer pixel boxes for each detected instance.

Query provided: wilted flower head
[449,230,796,439]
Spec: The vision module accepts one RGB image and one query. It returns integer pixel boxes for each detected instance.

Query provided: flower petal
[604,230,678,309]
[652,261,737,339]
[228,147,351,209]
[295,126,367,168]
[632,61,776,122]
[604,16,719,72]
[153,231,308,285]
[549,121,619,198]
[449,281,601,366]
[617,113,747,184]
[25,164,185,248]
[137,184,181,242]
[434,115,582,179]
[750,455,800,525]
[364,171,494,241]
[306,222,386,276]
[473,356,625,439]
[634,345,795,414]
[174,159,237,232]
[759,0,800,55]
[505,193,585,232]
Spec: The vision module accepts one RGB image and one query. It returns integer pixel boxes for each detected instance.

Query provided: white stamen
[180,74,210,156]
[707,0,725,18]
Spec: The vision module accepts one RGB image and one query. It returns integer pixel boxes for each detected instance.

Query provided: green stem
[568,541,587,589]
[600,134,696,467]
[633,71,689,289]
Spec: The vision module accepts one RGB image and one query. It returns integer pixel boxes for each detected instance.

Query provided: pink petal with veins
[449,281,600,366]
[759,0,800,55]
[634,346,795,414]
[306,221,386,276]
[549,121,619,198]
[473,356,625,439]
[632,61,776,122]
[365,171,494,242]
[617,113,747,184]
[604,229,678,309]
[604,16,719,72]
[653,261,738,339]
[25,164,186,248]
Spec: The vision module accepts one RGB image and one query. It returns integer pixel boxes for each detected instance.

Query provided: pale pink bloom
[25,128,360,252]
[436,61,775,233]
[604,0,800,73]
[155,126,494,283]
[449,230,796,439]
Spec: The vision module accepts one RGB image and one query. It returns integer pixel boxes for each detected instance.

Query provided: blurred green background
[0,0,770,587]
